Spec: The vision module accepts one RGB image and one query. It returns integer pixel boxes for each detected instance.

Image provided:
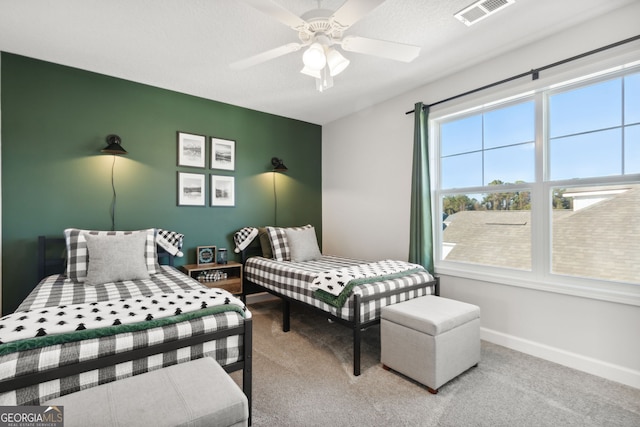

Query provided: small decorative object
[178,172,205,206]
[177,131,206,168]
[217,248,228,264]
[211,175,235,207]
[197,246,216,265]
[197,270,228,282]
[211,137,235,171]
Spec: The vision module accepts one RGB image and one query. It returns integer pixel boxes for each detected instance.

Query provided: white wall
[322,3,640,389]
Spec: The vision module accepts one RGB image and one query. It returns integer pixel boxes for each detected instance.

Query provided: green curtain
[408,102,434,274]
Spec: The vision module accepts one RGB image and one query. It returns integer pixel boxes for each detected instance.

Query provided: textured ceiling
[0,0,637,125]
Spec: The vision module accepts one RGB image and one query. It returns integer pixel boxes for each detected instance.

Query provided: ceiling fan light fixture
[316,67,334,92]
[302,42,326,70]
[326,49,350,76]
[300,66,322,78]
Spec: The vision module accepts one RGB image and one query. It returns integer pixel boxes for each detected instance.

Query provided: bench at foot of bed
[44,357,249,427]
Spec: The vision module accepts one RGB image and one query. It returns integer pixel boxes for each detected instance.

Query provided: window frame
[431,64,640,307]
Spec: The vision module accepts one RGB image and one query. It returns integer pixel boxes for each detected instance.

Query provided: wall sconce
[271,157,288,172]
[101,134,127,231]
[102,134,128,155]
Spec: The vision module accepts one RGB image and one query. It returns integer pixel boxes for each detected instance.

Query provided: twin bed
[0,224,435,413]
[0,230,252,409]
[238,225,439,376]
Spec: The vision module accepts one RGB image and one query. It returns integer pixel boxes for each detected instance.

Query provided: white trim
[436,266,640,307]
[481,327,640,390]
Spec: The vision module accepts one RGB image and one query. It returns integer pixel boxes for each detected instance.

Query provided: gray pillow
[85,232,151,285]
[285,226,321,262]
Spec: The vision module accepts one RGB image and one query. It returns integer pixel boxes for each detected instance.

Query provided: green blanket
[0,304,246,357]
[313,267,425,308]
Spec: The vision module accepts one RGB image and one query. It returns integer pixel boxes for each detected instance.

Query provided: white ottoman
[381,296,480,393]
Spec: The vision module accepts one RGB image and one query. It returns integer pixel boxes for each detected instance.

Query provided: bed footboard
[0,317,253,415]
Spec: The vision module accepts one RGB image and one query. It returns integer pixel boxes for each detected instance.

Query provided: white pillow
[84,233,151,285]
[285,226,321,262]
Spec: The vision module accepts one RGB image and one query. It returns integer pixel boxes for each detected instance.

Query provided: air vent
[455,0,515,26]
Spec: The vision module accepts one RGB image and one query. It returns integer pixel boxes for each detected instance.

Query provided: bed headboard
[240,238,263,264]
[37,235,175,282]
[37,236,66,281]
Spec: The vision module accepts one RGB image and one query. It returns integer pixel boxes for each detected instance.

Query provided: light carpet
[231,299,640,426]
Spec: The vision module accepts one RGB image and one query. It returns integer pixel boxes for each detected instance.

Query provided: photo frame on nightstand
[197,246,216,265]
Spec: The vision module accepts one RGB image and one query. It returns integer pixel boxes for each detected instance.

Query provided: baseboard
[481,327,640,390]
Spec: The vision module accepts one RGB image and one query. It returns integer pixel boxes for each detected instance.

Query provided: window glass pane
[441,192,531,270]
[625,125,640,174]
[441,152,482,189]
[441,115,482,156]
[625,72,640,124]
[484,143,535,184]
[549,79,621,138]
[549,129,622,180]
[551,184,640,284]
[484,101,535,149]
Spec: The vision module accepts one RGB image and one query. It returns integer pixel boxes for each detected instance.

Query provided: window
[548,76,639,179]
[442,191,531,271]
[551,184,640,284]
[441,101,535,188]
[433,65,640,295]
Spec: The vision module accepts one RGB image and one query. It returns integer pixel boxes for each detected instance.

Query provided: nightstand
[180,261,243,296]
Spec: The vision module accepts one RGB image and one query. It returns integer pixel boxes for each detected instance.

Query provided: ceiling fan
[231,0,421,92]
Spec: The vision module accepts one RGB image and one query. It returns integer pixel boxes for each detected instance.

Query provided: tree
[552,189,572,210]
[443,195,475,215]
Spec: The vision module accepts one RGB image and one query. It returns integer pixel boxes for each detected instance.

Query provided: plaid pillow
[266,225,313,261]
[64,228,160,283]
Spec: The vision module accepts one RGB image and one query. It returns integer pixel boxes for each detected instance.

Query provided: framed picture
[196,246,216,265]
[177,172,205,206]
[211,175,235,207]
[177,132,206,168]
[211,137,235,171]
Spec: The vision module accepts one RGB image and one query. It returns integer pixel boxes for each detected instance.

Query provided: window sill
[435,264,640,307]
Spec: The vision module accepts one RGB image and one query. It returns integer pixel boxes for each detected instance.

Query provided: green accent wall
[1,53,322,314]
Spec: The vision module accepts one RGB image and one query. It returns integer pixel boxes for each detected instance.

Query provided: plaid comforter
[245,255,435,323]
[0,266,250,405]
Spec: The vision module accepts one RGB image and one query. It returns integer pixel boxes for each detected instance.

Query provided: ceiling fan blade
[239,0,308,30]
[331,0,387,28]
[230,43,303,70]
[341,35,420,62]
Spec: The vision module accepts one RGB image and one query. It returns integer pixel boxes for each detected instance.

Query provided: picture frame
[177,172,205,206]
[211,175,235,207]
[177,131,206,168]
[196,245,216,265]
[210,137,235,171]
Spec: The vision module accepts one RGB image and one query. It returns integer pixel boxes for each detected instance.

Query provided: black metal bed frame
[241,246,439,376]
[2,236,253,423]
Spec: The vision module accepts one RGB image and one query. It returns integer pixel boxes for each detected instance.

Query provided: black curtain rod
[406,34,640,115]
